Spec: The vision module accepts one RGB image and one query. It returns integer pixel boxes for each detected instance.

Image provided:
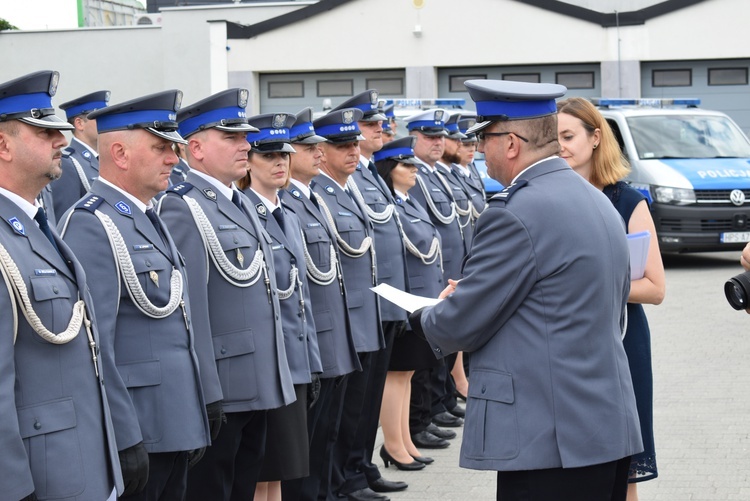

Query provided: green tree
[0,18,19,30]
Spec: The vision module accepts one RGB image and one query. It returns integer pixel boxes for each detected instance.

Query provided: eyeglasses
[476,131,529,143]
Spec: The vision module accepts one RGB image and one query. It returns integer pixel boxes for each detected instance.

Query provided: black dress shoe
[432,411,464,427]
[448,405,465,418]
[411,454,434,464]
[411,430,450,449]
[368,477,408,493]
[426,422,457,440]
[345,487,389,501]
[379,445,424,471]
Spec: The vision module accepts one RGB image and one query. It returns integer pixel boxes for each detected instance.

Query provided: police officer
[50,90,109,217]
[0,69,124,501]
[281,108,362,501]
[455,114,487,214]
[59,90,212,501]
[157,89,296,501]
[409,79,641,500]
[330,90,410,496]
[311,108,388,501]
[378,100,396,144]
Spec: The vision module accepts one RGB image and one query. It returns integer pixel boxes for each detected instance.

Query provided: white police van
[597,98,750,253]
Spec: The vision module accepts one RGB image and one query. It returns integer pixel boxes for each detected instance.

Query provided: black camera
[725,271,750,310]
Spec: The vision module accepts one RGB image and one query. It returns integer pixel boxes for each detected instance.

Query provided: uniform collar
[289,178,311,199]
[98,177,149,213]
[189,168,236,202]
[511,155,559,184]
[0,186,39,220]
[250,188,280,213]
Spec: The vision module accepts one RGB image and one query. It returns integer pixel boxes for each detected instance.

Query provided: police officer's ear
[187,135,204,162]
[0,123,16,161]
[73,115,87,133]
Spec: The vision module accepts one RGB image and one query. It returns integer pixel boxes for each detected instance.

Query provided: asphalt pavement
[372,251,750,501]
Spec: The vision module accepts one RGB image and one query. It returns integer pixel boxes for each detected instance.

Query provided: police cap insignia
[9,217,25,236]
[105,91,112,102]
[369,90,378,106]
[48,72,59,96]
[272,114,287,129]
[239,89,249,108]
[174,91,183,111]
[343,110,354,125]
[434,110,444,121]
[114,200,132,215]
[255,203,267,216]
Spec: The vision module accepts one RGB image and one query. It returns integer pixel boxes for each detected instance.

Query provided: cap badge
[343,110,354,125]
[48,72,59,96]
[114,201,132,215]
[325,185,335,195]
[8,217,25,236]
[369,91,379,106]
[174,91,183,111]
[434,110,444,121]
[239,89,249,108]
[104,91,112,102]
[273,114,287,129]
[203,188,217,201]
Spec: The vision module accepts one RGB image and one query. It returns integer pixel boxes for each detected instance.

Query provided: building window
[268,81,304,99]
[708,67,748,86]
[449,75,486,92]
[502,73,541,83]
[317,80,354,97]
[652,69,692,87]
[556,72,595,89]
[366,78,404,96]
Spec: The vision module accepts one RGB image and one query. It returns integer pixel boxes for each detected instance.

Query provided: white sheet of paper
[371,283,441,313]
[627,230,651,280]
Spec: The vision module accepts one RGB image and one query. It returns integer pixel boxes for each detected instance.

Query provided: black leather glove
[308,373,321,409]
[187,447,206,470]
[206,400,226,441]
[20,493,38,501]
[119,441,149,497]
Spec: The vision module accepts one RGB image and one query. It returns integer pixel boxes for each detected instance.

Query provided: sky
[0,0,79,30]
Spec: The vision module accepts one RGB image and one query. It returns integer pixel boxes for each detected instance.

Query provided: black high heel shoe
[380,446,425,471]
[455,389,467,402]
[411,454,434,465]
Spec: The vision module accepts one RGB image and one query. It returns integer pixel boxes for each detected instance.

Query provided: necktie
[231,190,244,211]
[272,207,286,235]
[34,207,63,257]
[367,160,379,180]
[145,208,168,247]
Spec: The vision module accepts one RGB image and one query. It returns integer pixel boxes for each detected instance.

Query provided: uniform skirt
[258,383,309,481]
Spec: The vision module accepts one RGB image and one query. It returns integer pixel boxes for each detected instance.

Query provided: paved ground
[372,251,750,500]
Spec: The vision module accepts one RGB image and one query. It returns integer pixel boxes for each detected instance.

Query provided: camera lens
[725,270,750,310]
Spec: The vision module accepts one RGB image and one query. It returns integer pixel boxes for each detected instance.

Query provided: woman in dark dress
[558,97,666,501]
[374,136,444,470]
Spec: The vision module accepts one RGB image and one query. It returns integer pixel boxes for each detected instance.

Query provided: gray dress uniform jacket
[351,162,408,322]
[436,162,473,254]
[158,174,296,412]
[311,176,384,353]
[0,194,123,500]
[50,137,99,218]
[244,189,323,384]
[395,195,444,300]
[59,180,211,454]
[454,161,487,208]
[408,161,467,283]
[283,186,360,379]
[416,158,643,471]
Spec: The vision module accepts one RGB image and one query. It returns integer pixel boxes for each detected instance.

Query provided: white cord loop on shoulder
[393,211,443,272]
[69,156,92,193]
[416,174,456,225]
[346,177,394,224]
[300,229,339,286]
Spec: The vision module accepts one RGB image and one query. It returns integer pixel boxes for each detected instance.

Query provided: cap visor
[361,113,387,122]
[293,134,327,145]
[19,115,75,131]
[419,130,449,137]
[399,157,421,165]
[466,121,491,135]
[253,142,296,153]
[215,123,260,133]
[147,127,188,144]
[447,132,468,140]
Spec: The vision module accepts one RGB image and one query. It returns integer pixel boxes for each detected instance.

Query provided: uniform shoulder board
[61,148,73,159]
[75,195,105,213]
[167,182,195,196]
[488,179,528,207]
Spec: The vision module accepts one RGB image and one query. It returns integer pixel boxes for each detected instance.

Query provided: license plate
[720,231,750,243]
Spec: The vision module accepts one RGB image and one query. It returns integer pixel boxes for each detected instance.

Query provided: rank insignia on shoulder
[76,195,104,213]
[325,185,335,195]
[168,182,194,195]
[8,217,25,236]
[490,180,528,205]
[114,200,132,215]
[256,203,267,216]
[203,188,217,201]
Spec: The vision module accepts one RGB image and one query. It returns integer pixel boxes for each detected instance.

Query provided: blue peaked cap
[313,108,365,143]
[177,88,257,138]
[247,113,296,153]
[372,136,420,165]
[331,90,386,122]
[0,70,73,130]
[60,90,110,120]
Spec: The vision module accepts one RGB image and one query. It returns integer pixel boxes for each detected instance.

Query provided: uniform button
[481,385,487,394]
[233,237,239,244]
[34,420,41,430]
[52,286,59,294]
[298,335,303,340]
[275,315,279,320]
[145,260,152,267]
[221,347,227,355]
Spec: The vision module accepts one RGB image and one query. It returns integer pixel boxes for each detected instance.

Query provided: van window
[626,115,750,160]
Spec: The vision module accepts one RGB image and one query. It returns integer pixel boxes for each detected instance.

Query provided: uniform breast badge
[149,270,159,288]
[237,248,245,267]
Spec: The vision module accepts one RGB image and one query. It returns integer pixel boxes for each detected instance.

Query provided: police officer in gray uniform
[0,70,124,501]
[437,112,473,253]
[157,89,296,500]
[282,108,362,501]
[330,90,410,495]
[50,90,109,217]
[410,79,642,501]
[59,90,211,501]
[455,114,487,211]
[311,108,388,501]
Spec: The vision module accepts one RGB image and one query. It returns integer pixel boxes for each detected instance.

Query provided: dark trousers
[186,410,267,501]
[409,367,434,435]
[282,375,348,501]
[120,451,187,501]
[430,352,458,416]
[496,456,631,501]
